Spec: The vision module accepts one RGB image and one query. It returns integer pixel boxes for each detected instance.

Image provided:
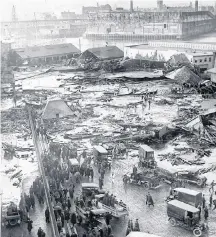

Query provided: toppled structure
[42,98,75,120]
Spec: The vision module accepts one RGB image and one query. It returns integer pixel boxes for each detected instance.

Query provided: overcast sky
[0,0,215,21]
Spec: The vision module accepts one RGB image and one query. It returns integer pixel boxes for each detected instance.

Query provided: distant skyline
[0,0,215,21]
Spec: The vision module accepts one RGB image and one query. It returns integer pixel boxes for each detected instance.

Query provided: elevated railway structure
[28,108,60,237]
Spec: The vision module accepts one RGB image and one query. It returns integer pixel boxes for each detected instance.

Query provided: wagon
[167,200,208,237]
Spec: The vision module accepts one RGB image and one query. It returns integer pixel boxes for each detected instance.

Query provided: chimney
[195,0,198,11]
[157,0,163,10]
[130,0,134,12]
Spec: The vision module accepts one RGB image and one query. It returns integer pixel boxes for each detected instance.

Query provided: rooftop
[168,200,199,213]
[125,44,213,56]
[126,232,162,237]
[14,43,80,59]
[174,188,201,196]
[86,46,124,60]
[139,144,154,152]
[93,145,108,154]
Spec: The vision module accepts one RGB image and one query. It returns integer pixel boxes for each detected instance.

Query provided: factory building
[86,9,216,40]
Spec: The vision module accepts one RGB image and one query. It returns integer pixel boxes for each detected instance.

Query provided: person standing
[209,193,213,208]
[198,204,202,220]
[27,218,33,233]
[212,198,216,210]
[134,219,140,231]
[148,99,151,110]
[202,194,206,209]
[37,227,43,237]
[99,177,103,190]
[133,165,137,175]
[204,206,209,220]
[45,208,50,223]
[146,192,154,207]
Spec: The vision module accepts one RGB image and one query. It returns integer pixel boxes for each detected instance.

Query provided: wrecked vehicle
[157,168,207,188]
[175,171,207,188]
[5,202,21,227]
[123,170,160,189]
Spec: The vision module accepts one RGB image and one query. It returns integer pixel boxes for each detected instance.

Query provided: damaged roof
[42,98,74,120]
[82,46,124,60]
[166,66,202,86]
[167,53,191,66]
[14,43,80,59]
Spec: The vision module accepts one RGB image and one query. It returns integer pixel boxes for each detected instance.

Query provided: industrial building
[124,43,216,70]
[86,1,216,41]
[80,46,124,61]
[12,43,80,65]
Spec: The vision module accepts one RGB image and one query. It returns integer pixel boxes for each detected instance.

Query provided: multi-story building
[86,1,216,41]
[82,4,112,15]
[124,43,215,71]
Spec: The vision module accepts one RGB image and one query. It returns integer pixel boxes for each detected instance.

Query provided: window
[56,113,59,118]
[204,58,207,62]
[164,24,167,28]
[209,57,212,62]
[195,60,197,63]
[200,59,202,63]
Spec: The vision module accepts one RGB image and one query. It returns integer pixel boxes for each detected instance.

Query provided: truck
[138,145,156,169]
[171,188,202,208]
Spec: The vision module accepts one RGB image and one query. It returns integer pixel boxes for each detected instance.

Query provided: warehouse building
[13,43,80,65]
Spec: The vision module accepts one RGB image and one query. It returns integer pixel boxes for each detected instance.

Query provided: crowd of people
[33,122,115,236]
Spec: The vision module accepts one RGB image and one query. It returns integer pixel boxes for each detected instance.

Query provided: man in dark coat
[71,212,77,226]
[64,208,70,222]
[202,194,206,209]
[37,227,43,237]
[61,213,65,228]
[204,206,209,220]
[133,165,137,175]
[45,208,50,223]
[146,192,154,207]
[67,197,71,210]
[27,218,33,233]
[99,177,103,190]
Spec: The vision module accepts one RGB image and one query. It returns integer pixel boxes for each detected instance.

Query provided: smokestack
[157,0,163,10]
[130,0,134,12]
[195,0,198,11]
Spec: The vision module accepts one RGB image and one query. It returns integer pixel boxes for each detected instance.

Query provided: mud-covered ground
[1,70,216,237]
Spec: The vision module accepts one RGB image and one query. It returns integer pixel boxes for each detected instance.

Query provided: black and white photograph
[1,1,216,237]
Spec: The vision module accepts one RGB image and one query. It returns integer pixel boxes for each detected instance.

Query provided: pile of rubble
[1,107,30,134]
